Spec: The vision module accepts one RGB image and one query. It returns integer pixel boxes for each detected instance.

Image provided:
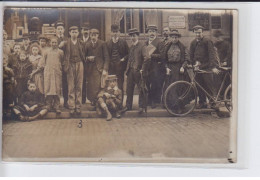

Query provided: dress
[43,48,63,96]
[29,55,44,94]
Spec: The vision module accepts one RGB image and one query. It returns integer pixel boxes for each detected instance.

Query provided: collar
[91,40,97,44]
[132,40,139,46]
[83,35,89,42]
[196,36,204,42]
[107,86,118,91]
[112,37,119,43]
[148,36,156,44]
[57,34,64,39]
[71,38,77,45]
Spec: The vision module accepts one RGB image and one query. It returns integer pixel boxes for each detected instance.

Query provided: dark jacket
[163,41,190,68]
[85,39,110,72]
[8,53,19,69]
[63,38,85,70]
[19,90,45,107]
[145,37,162,62]
[126,41,149,75]
[106,38,129,71]
[190,37,219,69]
[13,59,32,79]
[214,40,232,67]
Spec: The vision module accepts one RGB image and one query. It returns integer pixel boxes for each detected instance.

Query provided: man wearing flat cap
[80,23,91,104]
[21,33,31,55]
[145,25,164,109]
[55,20,69,109]
[121,28,149,114]
[63,26,85,115]
[106,24,129,103]
[190,25,220,109]
[84,28,110,107]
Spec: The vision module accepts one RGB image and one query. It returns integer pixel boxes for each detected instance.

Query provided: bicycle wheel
[224,84,232,112]
[164,81,197,116]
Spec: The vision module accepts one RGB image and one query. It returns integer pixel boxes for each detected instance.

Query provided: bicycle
[163,65,232,116]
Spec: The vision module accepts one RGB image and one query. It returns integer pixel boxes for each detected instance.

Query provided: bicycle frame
[190,70,231,103]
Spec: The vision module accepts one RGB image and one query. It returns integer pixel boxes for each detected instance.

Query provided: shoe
[56,109,61,114]
[75,109,81,115]
[138,108,144,114]
[196,103,207,109]
[121,107,131,113]
[115,111,121,119]
[104,107,112,121]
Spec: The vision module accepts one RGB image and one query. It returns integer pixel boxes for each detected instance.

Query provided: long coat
[43,48,64,96]
[84,39,110,102]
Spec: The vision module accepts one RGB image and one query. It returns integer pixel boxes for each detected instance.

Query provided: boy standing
[63,26,85,115]
[43,37,64,114]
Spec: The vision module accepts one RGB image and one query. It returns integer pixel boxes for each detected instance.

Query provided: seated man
[13,81,48,122]
[96,75,122,121]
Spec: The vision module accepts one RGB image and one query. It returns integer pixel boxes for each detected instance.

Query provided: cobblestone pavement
[2,113,231,163]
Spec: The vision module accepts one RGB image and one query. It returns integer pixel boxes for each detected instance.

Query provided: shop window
[188,12,210,30]
[211,16,221,29]
[19,29,22,36]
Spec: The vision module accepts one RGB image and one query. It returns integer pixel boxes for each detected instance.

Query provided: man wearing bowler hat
[106,24,129,103]
[63,26,85,115]
[121,28,149,114]
[55,20,69,109]
[84,28,110,107]
[145,25,164,109]
[190,25,220,109]
[80,23,91,104]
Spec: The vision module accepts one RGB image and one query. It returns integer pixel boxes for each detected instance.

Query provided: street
[2,112,230,163]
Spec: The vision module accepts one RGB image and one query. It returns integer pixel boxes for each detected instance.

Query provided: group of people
[3,20,232,121]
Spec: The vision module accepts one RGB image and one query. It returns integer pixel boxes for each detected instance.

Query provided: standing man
[3,30,11,56]
[145,25,163,109]
[85,28,110,106]
[21,33,31,55]
[80,23,91,104]
[121,28,149,114]
[190,25,220,109]
[106,24,129,103]
[63,26,85,115]
[55,20,69,109]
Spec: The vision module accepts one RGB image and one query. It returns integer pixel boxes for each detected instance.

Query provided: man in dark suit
[190,25,220,109]
[63,26,85,115]
[106,24,129,102]
[145,25,163,109]
[80,23,91,104]
[121,28,149,114]
[55,20,69,109]
[84,28,110,106]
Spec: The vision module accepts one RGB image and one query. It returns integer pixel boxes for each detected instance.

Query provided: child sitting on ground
[96,75,122,121]
[13,81,48,122]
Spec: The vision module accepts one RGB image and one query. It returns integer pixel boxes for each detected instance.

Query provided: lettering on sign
[168,16,185,29]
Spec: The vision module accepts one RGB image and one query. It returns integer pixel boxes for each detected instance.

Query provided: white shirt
[71,39,77,45]
[112,37,119,43]
[132,40,139,46]
[148,36,156,44]
[83,35,89,42]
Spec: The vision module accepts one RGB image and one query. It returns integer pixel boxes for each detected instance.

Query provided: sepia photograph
[2,6,237,163]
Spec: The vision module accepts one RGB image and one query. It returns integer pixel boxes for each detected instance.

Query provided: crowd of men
[3,20,232,121]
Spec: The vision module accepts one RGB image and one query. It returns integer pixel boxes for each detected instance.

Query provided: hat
[192,25,205,31]
[31,40,40,45]
[106,75,117,81]
[111,24,120,32]
[81,23,90,30]
[213,30,224,37]
[128,28,140,36]
[169,29,181,37]
[38,35,49,41]
[55,20,65,28]
[69,26,79,31]
[22,33,30,39]
[90,28,100,34]
[146,25,158,32]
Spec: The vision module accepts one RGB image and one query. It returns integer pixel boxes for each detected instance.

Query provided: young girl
[13,50,32,103]
[43,37,64,114]
[29,43,44,94]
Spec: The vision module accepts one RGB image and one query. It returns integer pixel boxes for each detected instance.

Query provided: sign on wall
[168,16,186,29]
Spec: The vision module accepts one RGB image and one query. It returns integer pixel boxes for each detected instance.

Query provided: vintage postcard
[2,5,237,163]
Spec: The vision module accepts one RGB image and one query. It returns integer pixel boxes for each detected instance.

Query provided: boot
[115,111,121,119]
[104,107,112,121]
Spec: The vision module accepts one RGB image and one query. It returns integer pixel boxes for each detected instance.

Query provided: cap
[192,25,205,31]
[69,26,79,31]
[22,33,30,39]
[111,24,120,32]
[169,29,181,37]
[90,28,100,34]
[128,28,140,36]
[146,25,158,32]
[81,23,90,30]
[55,20,65,28]
[38,35,49,41]
[106,75,117,81]
[213,30,224,37]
